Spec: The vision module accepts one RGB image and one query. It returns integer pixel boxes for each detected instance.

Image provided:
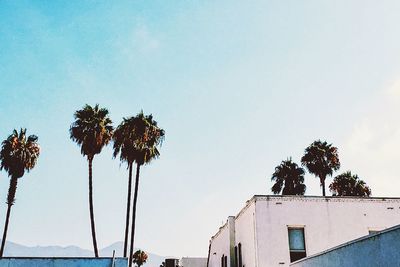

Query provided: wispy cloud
[117,23,161,60]
[342,79,400,196]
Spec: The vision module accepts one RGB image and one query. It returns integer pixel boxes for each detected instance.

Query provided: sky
[1,0,400,259]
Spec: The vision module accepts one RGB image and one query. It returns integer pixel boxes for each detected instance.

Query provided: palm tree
[70,104,113,257]
[329,171,371,197]
[112,116,147,257]
[271,158,306,195]
[301,140,340,196]
[0,129,40,257]
[132,250,148,267]
[115,112,164,267]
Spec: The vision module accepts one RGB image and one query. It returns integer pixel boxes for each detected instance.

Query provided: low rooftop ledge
[0,257,128,267]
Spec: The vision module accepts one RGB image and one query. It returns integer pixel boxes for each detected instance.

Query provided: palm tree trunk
[321,176,326,196]
[129,164,141,267]
[0,176,18,257]
[88,156,99,257]
[123,163,133,257]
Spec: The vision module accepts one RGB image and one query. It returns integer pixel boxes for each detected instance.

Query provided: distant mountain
[2,240,168,267]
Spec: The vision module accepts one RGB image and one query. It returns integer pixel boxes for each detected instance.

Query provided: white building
[290,224,400,267]
[207,195,400,267]
[180,257,207,267]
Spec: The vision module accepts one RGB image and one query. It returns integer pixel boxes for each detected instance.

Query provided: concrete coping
[0,257,127,259]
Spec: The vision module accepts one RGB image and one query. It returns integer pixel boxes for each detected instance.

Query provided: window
[221,255,228,267]
[288,228,306,262]
[234,246,238,267]
[238,243,243,267]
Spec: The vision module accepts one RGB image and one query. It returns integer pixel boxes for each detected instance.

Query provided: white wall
[255,196,400,267]
[234,201,256,267]
[180,257,207,267]
[290,225,400,267]
[208,221,230,267]
[208,196,400,267]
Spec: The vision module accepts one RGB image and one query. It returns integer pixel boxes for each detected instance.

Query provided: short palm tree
[114,112,164,267]
[329,171,371,197]
[301,140,340,196]
[132,250,148,267]
[0,129,40,257]
[271,158,306,195]
[70,104,113,257]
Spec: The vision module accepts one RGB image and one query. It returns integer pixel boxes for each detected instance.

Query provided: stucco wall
[290,225,400,267]
[256,197,400,266]
[208,195,400,267]
[209,222,230,267]
[0,257,127,267]
[180,257,207,267]
[255,196,400,267]
[234,201,256,267]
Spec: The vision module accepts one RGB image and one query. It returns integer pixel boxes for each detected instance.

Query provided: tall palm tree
[70,104,113,257]
[271,158,306,195]
[301,140,340,196]
[0,129,40,257]
[112,116,146,257]
[114,112,164,267]
[329,171,371,197]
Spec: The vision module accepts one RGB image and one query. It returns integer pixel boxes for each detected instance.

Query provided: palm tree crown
[301,140,340,196]
[70,104,113,159]
[113,112,164,166]
[329,171,371,197]
[0,129,40,181]
[271,158,306,195]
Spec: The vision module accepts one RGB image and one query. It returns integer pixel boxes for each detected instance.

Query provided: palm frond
[301,140,340,178]
[0,128,40,179]
[112,111,165,166]
[70,104,114,158]
[271,158,306,195]
[329,171,371,197]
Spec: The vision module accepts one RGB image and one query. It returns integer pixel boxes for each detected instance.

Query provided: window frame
[238,242,243,267]
[234,246,238,267]
[287,226,307,263]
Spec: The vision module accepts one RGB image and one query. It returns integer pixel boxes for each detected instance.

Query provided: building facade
[290,224,400,267]
[207,195,400,267]
[180,257,207,267]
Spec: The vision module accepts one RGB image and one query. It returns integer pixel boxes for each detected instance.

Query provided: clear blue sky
[1,0,400,258]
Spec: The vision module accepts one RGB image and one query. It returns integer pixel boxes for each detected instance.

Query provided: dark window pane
[234,246,238,267]
[238,243,242,267]
[290,251,307,262]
